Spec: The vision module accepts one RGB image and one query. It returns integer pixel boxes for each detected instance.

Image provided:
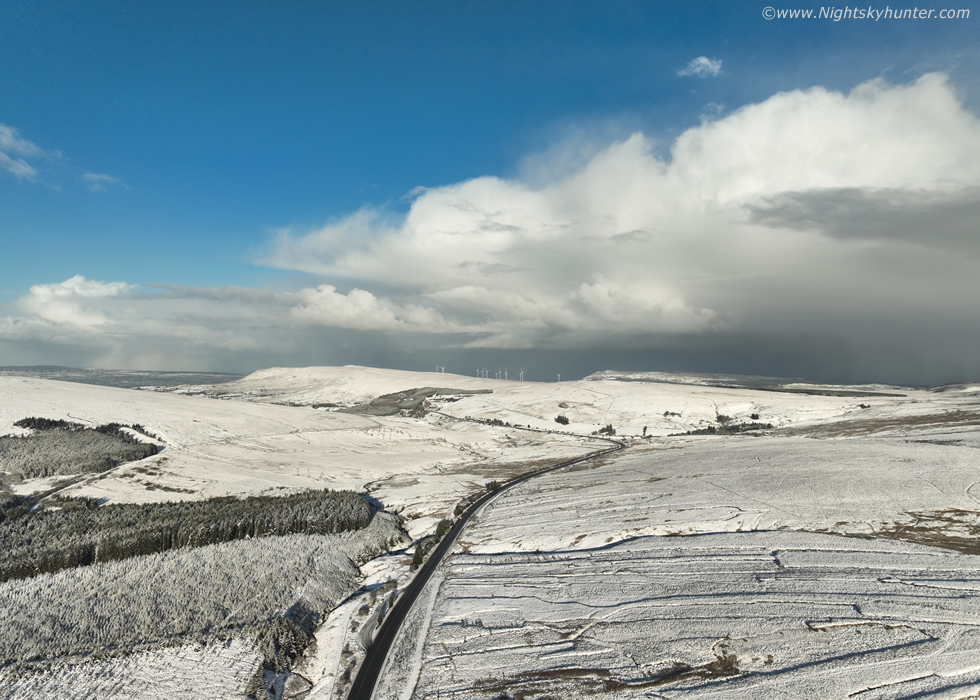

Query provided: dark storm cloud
[749,187,980,253]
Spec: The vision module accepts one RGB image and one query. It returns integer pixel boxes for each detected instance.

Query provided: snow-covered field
[381,426,980,697]
[400,531,980,698]
[3,366,980,698]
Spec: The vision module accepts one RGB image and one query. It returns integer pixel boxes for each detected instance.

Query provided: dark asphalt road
[346,437,625,699]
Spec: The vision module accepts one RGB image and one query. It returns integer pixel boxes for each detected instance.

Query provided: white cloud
[5,73,980,382]
[678,56,723,78]
[0,124,45,158]
[0,123,120,189]
[257,73,980,373]
[261,209,398,276]
[0,275,466,371]
[0,151,39,180]
[19,276,136,328]
[83,172,122,191]
[0,123,59,181]
[291,284,461,332]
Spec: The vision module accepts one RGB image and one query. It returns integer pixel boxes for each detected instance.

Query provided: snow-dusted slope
[177,364,950,438]
[0,375,590,532]
[400,532,980,699]
[165,365,497,406]
[5,365,980,699]
[378,425,980,697]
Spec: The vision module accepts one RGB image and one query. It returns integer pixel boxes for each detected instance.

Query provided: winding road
[347,435,626,699]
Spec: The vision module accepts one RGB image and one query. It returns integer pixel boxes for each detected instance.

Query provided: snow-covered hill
[0,374,590,533]
[3,365,980,699]
[163,364,951,437]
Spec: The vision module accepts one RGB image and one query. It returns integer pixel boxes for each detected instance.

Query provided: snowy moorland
[377,393,980,698]
[1,367,979,698]
[181,365,924,438]
[0,369,597,698]
[0,373,593,536]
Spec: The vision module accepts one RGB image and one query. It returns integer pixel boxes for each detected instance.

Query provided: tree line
[0,488,372,583]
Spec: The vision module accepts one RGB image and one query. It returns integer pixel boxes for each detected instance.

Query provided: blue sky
[2,1,979,383]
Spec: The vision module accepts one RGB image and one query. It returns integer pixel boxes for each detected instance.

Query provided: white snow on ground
[0,514,406,700]
[151,365,979,444]
[295,550,416,699]
[0,375,591,530]
[1,640,258,700]
[185,365,921,437]
[0,369,595,697]
[386,422,980,697]
[162,365,499,406]
[5,366,980,698]
[460,437,980,548]
[404,532,980,699]
[426,371,950,439]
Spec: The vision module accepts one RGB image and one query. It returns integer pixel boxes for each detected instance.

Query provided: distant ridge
[0,367,242,389]
[587,369,913,395]
[0,365,240,375]
[0,365,84,372]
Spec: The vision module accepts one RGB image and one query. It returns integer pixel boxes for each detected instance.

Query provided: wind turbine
[556,372,561,383]
[519,368,524,382]
[504,370,508,381]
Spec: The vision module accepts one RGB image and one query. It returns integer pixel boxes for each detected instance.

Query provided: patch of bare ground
[566,452,617,472]
[378,475,420,489]
[473,653,740,696]
[780,410,980,438]
[819,509,980,556]
[444,458,567,479]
